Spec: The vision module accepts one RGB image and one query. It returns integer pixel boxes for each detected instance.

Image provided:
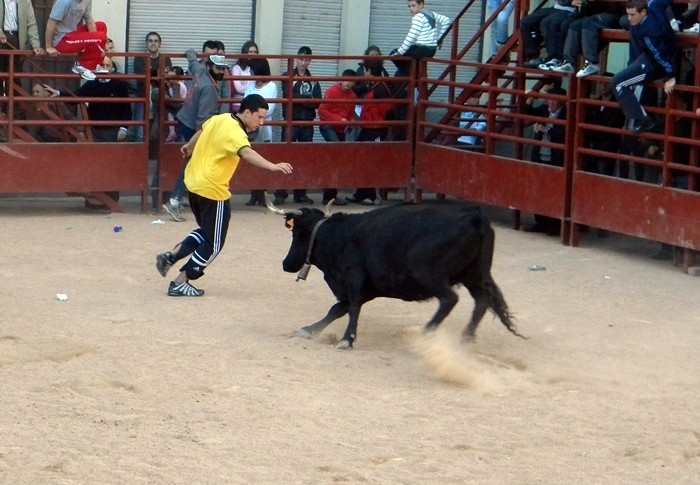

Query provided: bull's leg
[298,301,349,339]
[462,285,490,342]
[463,278,526,341]
[336,300,362,350]
[424,287,459,332]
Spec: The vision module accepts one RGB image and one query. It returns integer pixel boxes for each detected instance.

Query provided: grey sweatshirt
[176,49,222,130]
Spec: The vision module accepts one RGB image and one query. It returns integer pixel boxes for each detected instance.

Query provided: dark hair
[547,87,567,97]
[240,94,269,113]
[342,69,357,77]
[625,0,647,12]
[202,40,219,52]
[238,41,259,69]
[215,40,226,53]
[172,66,184,76]
[145,32,161,43]
[248,58,271,77]
[297,46,312,55]
[364,45,381,56]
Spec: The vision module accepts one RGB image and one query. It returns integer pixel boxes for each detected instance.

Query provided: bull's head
[267,199,334,274]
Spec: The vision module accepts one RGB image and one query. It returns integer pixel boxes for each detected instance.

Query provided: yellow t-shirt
[184,113,251,201]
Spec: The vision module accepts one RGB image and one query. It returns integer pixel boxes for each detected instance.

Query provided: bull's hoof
[335,339,353,350]
[297,327,314,339]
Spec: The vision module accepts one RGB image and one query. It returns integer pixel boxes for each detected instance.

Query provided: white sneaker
[93,64,109,74]
[71,62,96,81]
[687,23,700,33]
[551,61,574,73]
[576,61,599,78]
[538,58,560,71]
[670,19,680,32]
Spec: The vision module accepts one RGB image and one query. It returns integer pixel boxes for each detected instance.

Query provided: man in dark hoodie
[273,45,322,205]
[611,0,677,135]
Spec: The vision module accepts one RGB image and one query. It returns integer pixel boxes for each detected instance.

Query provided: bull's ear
[285,219,295,230]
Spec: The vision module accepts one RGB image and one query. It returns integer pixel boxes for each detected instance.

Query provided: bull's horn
[324,199,334,217]
[265,198,302,216]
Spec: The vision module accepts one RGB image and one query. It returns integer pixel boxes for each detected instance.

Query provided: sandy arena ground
[1,193,699,484]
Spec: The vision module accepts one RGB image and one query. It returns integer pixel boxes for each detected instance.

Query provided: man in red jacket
[318,69,357,205]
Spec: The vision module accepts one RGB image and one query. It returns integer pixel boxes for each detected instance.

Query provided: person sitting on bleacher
[611,0,677,135]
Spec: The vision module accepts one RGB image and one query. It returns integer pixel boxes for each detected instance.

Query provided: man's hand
[0,34,7,44]
[180,143,193,158]
[664,77,676,94]
[46,47,58,56]
[275,163,293,174]
[34,47,46,55]
[43,84,60,97]
[572,0,583,8]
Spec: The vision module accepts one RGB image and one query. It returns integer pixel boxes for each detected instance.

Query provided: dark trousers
[175,191,231,280]
[611,55,666,121]
[520,8,558,59]
[275,125,313,201]
[392,44,436,77]
[540,11,576,60]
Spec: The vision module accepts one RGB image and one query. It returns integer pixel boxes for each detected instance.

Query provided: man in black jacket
[274,45,322,205]
[46,55,131,142]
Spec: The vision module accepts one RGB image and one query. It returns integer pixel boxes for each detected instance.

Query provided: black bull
[269,200,526,349]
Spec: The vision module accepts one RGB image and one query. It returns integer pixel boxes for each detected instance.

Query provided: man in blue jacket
[611,0,677,135]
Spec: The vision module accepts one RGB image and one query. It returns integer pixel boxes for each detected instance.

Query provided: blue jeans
[170,121,198,202]
[488,0,515,52]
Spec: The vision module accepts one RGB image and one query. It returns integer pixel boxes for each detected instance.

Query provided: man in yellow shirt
[155,94,293,297]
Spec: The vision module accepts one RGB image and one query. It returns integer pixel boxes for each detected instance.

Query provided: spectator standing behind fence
[391,0,451,77]
[231,40,257,114]
[346,58,394,207]
[522,86,568,236]
[318,69,358,206]
[612,0,676,135]
[273,46,321,206]
[130,31,162,143]
[162,51,229,222]
[243,57,277,207]
[45,0,107,81]
[0,0,45,92]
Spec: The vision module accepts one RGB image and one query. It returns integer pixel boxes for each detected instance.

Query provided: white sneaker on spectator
[551,61,574,73]
[93,64,109,74]
[576,61,599,78]
[71,62,96,81]
[538,58,560,71]
[670,19,680,32]
[687,23,700,33]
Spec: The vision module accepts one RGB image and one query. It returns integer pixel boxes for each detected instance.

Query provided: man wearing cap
[163,49,229,222]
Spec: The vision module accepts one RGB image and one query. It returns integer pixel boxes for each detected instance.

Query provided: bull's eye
[285,219,294,230]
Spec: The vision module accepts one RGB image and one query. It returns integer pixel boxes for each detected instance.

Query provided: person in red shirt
[318,69,357,205]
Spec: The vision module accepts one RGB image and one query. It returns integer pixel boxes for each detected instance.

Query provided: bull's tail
[486,277,527,339]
